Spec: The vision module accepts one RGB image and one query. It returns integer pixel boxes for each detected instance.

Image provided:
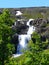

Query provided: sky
[0,0,49,8]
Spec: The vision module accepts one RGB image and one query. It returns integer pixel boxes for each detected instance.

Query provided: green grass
[42,49,49,54]
[23,12,43,19]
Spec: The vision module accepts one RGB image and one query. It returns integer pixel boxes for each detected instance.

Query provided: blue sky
[0,0,49,8]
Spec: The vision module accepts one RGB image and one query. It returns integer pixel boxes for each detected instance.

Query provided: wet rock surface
[12,18,49,38]
[11,33,18,53]
[34,18,49,38]
[12,20,29,34]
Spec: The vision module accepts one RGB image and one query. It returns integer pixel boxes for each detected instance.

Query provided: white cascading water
[13,11,35,57]
[17,35,31,54]
[13,19,35,57]
[27,19,35,34]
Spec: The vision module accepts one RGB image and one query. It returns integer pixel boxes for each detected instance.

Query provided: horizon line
[0,6,49,8]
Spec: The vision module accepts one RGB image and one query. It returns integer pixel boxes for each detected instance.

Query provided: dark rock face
[17,24,29,34]
[34,18,49,37]
[12,34,18,44]
[29,20,35,26]
[12,20,29,34]
[33,18,48,27]
[0,10,2,14]
[11,34,18,53]
[31,38,36,43]
[41,36,46,42]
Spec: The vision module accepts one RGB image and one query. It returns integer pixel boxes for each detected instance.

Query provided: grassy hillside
[0,7,49,19]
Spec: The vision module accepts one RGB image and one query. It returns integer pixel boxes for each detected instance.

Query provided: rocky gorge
[4,8,49,57]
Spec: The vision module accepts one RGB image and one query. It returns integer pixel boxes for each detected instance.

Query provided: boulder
[12,20,29,34]
[11,33,18,53]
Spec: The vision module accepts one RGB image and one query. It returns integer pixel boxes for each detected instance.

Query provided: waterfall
[27,19,35,34]
[13,19,35,57]
[17,35,31,54]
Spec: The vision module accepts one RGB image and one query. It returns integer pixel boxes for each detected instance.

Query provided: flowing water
[13,19,35,57]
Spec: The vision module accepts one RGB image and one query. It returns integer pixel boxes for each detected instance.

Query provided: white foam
[27,26,35,34]
[16,11,22,16]
[27,19,34,26]
[13,54,22,57]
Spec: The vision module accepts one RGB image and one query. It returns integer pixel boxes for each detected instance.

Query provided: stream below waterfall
[13,19,35,57]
